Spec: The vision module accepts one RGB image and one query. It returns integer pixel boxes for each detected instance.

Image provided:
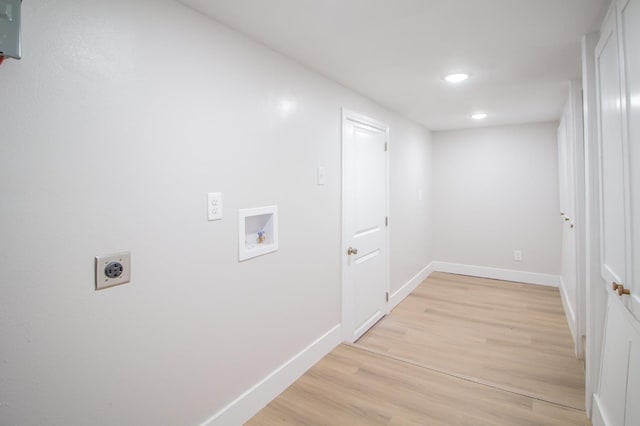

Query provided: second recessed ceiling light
[444,73,470,83]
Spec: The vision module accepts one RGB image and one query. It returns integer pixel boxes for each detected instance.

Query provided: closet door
[619,0,640,321]
[594,2,640,425]
[557,99,580,352]
[596,6,626,292]
[593,6,629,426]
[618,1,640,422]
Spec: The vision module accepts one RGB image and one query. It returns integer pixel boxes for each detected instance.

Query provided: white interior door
[618,1,640,421]
[594,8,627,425]
[595,296,640,426]
[597,9,626,289]
[558,108,579,349]
[342,109,389,342]
[593,1,640,424]
[620,0,640,322]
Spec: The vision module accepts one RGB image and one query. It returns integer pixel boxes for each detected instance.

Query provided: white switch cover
[208,192,222,221]
[418,189,423,201]
[317,167,326,185]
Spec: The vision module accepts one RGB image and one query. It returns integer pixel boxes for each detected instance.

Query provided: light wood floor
[248,273,589,425]
[357,272,585,410]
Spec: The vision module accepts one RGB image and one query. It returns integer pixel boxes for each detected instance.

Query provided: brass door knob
[612,282,631,296]
[347,247,358,256]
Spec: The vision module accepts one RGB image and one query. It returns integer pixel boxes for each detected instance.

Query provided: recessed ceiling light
[471,113,488,120]
[444,73,470,83]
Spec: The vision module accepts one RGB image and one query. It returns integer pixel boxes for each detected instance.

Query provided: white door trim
[341,108,390,342]
[568,79,587,360]
[582,31,606,417]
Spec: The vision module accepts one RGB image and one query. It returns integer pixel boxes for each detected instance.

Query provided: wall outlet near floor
[513,250,522,261]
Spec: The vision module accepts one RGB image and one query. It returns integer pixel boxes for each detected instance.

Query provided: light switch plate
[95,252,131,290]
[0,0,22,59]
[208,192,222,220]
[317,167,325,185]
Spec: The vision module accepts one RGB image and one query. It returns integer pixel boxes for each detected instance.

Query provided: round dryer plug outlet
[104,262,124,279]
[95,252,131,290]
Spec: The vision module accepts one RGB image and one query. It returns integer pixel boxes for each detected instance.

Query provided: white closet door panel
[597,21,627,286]
[626,337,640,425]
[598,297,631,426]
[620,0,640,319]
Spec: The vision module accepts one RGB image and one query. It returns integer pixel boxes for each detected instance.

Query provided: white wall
[0,0,432,424]
[390,124,433,294]
[432,123,562,276]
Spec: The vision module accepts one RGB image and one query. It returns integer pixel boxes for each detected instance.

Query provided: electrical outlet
[208,192,222,221]
[95,252,131,290]
[514,250,522,262]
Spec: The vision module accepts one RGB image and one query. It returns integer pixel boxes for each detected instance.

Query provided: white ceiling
[179,0,609,130]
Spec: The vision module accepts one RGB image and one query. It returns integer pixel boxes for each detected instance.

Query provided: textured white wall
[432,123,562,274]
[0,0,432,424]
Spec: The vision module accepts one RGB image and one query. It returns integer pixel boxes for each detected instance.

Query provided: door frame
[340,108,390,342]
[570,78,587,360]
[582,31,607,417]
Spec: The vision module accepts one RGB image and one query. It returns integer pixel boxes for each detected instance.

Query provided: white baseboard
[431,261,561,287]
[591,394,606,426]
[559,277,578,354]
[201,324,342,426]
[389,262,435,311]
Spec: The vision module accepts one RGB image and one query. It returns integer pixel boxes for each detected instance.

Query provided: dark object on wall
[0,0,22,60]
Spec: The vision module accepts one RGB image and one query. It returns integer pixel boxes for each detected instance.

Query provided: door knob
[617,285,631,296]
[347,247,358,256]
[612,282,630,296]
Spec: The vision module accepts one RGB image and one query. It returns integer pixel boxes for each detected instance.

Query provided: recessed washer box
[239,205,278,261]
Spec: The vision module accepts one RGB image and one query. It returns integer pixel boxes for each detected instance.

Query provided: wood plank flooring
[247,273,589,425]
[357,272,585,410]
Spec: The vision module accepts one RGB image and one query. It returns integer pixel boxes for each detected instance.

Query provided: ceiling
[179,0,609,130]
